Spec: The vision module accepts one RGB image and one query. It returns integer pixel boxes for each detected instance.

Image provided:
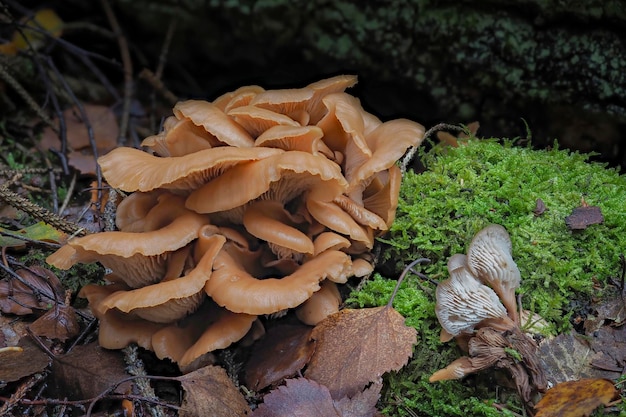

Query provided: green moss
[348,138,626,416]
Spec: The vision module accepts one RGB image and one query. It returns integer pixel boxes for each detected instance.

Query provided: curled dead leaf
[0,266,64,315]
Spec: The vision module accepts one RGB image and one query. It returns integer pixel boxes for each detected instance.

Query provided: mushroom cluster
[46,75,425,368]
[430,224,546,404]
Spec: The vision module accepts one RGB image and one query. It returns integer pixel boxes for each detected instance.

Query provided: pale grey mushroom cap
[435,254,510,341]
[466,224,521,323]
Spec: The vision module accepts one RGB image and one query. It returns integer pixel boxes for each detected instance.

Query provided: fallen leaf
[245,324,315,391]
[177,365,251,417]
[0,222,67,248]
[49,343,132,400]
[29,304,80,341]
[40,104,119,175]
[305,306,416,399]
[252,378,340,417]
[333,379,382,417]
[540,327,626,383]
[251,377,380,417]
[533,198,547,216]
[0,266,64,315]
[534,378,618,417]
[0,8,63,55]
[565,205,603,230]
[0,337,51,383]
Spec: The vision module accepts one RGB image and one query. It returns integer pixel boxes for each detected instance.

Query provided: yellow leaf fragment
[534,378,618,417]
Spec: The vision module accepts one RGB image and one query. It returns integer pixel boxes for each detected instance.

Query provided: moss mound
[349,138,626,416]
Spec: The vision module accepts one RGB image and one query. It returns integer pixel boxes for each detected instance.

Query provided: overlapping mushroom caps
[46,75,425,366]
[431,224,547,404]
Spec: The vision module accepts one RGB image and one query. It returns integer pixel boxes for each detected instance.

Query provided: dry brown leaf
[534,378,618,417]
[565,205,604,230]
[252,377,379,417]
[29,304,80,341]
[305,306,416,399]
[40,104,119,175]
[0,266,64,315]
[245,324,314,390]
[333,378,382,417]
[0,337,51,383]
[177,365,251,417]
[49,342,132,400]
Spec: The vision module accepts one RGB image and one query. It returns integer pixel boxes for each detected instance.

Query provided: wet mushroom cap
[295,280,342,326]
[185,151,347,214]
[99,146,283,193]
[205,249,352,315]
[98,235,226,323]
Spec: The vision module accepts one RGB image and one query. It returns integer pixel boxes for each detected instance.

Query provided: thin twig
[400,123,464,174]
[0,229,61,249]
[100,0,133,146]
[59,170,77,216]
[387,258,431,308]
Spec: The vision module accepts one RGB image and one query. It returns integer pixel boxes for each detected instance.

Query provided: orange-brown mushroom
[243,200,314,259]
[99,146,283,193]
[227,105,300,138]
[185,151,347,216]
[212,84,265,112]
[173,100,254,147]
[205,249,352,315]
[295,280,342,325]
[98,234,225,323]
[141,116,223,157]
[46,210,208,288]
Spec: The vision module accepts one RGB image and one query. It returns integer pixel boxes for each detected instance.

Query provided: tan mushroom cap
[255,125,334,159]
[305,75,358,124]
[306,198,374,248]
[141,117,222,157]
[179,310,257,367]
[212,84,265,112]
[243,200,314,257]
[98,146,283,193]
[185,151,348,214]
[332,194,388,231]
[227,105,300,138]
[312,232,351,256]
[362,165,402,228]
[466,224,521,323]
[316,93,371,174]
[435,254,512,342]
[46,211,207,288]
[98,235,226,323]
[114,190,163,232]
[295,280,342,325]
[249,87,314,122]
[79,284,165,351]
[347,119,424,195]
[205,249,353,315]
[351,257,374,277]
[173,100,254,147]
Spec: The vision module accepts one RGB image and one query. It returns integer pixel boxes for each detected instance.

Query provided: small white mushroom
[466,224,521,324]
[435,254,514,342]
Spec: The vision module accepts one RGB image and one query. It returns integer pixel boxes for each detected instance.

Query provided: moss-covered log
[121,1,624,114]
